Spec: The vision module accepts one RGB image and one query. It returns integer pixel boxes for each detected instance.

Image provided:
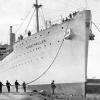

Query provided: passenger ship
[0,0,94,96]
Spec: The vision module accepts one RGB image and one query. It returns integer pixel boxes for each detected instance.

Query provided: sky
[0,0,100,79]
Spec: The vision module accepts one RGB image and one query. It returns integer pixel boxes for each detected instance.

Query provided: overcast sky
[0,0,100,79]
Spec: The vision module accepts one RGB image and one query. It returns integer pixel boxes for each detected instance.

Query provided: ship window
[35,37,37,38]
[50,43,51,45]
[40,35,42,36]
[58,40,60,43]
[44,45,46,47]
[62,27,64,29]
[48,32,50,34]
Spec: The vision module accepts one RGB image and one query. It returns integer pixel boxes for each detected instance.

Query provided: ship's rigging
[15,0,43,38]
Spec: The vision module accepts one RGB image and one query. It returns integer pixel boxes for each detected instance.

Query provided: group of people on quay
[0,80,56,95]
[0,80,26,93]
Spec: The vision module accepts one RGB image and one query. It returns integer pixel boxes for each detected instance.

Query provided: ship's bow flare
[29,10,91,96]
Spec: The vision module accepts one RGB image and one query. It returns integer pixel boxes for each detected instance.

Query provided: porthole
[36,48,38,50]
[58,40,60,43]
[48,32,50,34]
[62,27,64,29]
[41,57,43,59]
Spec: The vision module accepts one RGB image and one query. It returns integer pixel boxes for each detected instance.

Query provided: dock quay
[0,92,99,100]
[0,85,99,100]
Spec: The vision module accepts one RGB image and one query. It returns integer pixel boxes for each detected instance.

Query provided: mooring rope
[26,21,70,85]
[92,21,100,33]
[15,7,33,34]
[0,21,70,86]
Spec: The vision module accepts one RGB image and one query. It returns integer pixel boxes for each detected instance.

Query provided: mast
[85,0,87,10]
[34,0,42,32]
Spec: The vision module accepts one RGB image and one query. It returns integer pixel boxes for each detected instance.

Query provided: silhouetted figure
[62,19,65,23]
[0,81,3,93]
[28,31,31,36]
[15,80,20,92]
[18,36,20,41]
[51,80,56,95]
[69,13,72,19]
[6,80,11,93]
[73,11,77,16]
[20,35,23,40]
[65,17,68,21]
[22,81,26,92]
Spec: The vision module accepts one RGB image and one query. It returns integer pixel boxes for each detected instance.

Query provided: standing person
[15,80,20,92]
[51,80,56,95]
[6,80,11,93]
[22,81,26,92]
[0,81,3,93]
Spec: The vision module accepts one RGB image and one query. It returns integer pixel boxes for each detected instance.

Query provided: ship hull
[0,10,91,96]
[28,82,85,96]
